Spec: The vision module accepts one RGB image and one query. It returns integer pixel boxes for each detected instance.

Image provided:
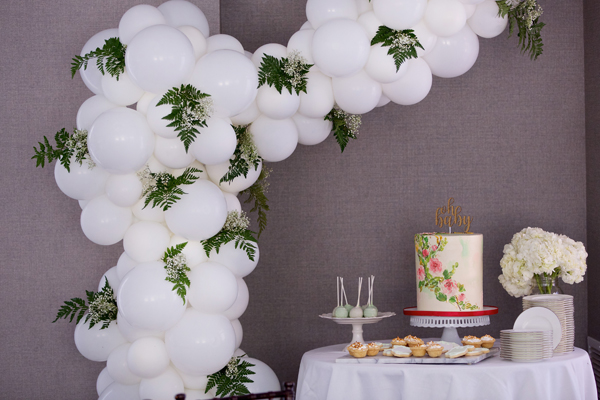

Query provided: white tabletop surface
[296,342,598,400]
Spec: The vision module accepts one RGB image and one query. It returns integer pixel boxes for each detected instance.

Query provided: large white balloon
[423,25,479,78]
[250,116,298,162]
[256,85,300,120]
[127,337,170,379]
[287,30,315,63]
[123,221,171,263]
[99,382,141,400]
[372,0,427,30]
[125,25,195,93]
[189,50,258,118]
[154,136,195,169]
[165,309,236,375]
[312,19,370,78]
[116,311,164,342]
[80,195,133,245]
[118,4,166,45]
[146,93,179,139]
[74,319,127,362]
[364,44,409,84]
[205,160,262,194]
[78,28,119,95]
[424,0,467,37]
[188,262,238,313]
[382,58,433,106]
[210,243,260,278]
[107,343,141,385]
[98,266,120,293]
[158,0,210,38]
[164,179,228,241]
[251,43,288,69]
[245,358,281,394]
[468,0,508,38]
[118,261,187,331]
[105,173,142,208]
[223,278,250,320]
[169,236,208,267]
[76,95,118,131]
[206,34,244,54]
[410,21,438,57]
[88,108,155,174]
[306,0,358,29]
[97,367,114,396]
[188,117,237,165]
[332,70,382,114]
[178,26,208,60]
[298,70,335,118]
[54,156,109,200]
[292,113,333,146]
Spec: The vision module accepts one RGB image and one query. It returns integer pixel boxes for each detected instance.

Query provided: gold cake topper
[435,198,472,233]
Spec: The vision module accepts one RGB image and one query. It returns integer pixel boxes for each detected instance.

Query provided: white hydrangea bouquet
[498,227,587,297]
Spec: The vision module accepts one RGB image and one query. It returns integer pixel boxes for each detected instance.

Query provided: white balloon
[250,116,298,162]
[410,21,438,57]
[230,100,260,126]
[312,19,370,78]
[234,348,247,357]
[158,0,210,38]
[209,242,260,279]
[118,261,187,331]
[245,358,281,394]
[188,262,238,313]
[74,319,127,362]
[135,92,156,115]
[88,108,155,174]
[188,117,237,165]
[117,311,164,342]
[145,155,171,174]
[464,4,477,18]
[207,34,244,54]
[154,136,195,169]
[165,308,236,375]
[306,0,358,29]
[333,70,382,114]
[205,160,262,193]
[127,337,170,379]
[365,44,409,84]
[423,25,479,78]
[165,179,228,241]
[231,319,243,349]
[189,50,258,117]
[357,11,382,41]
[80,195,133,245]
[372,0,427,30]
[107,343,141,385]
[356,0,373,14]
[178,26,208,60]
[376,93,391,107]
[251,43,288,69]
[105,173,142,207]
[287,30,315,63]
[256,85,300,120]
[126,25,195,93]
[301,21,313,30]
[424,0,467,37]
[139,367,184,400]
[78,28,119,95]
[468,0,508,38]
[118,4,166,45]
[292,113,332,146]
[223,192,242,212]
[169,236,208,267]
[98,266,120,293]
[146,93,178,139]
[223,278,249,320]
[132,197,165,223]
[460,0,486,4]
[77,95,118,131]
[117,252,138,280]
[99,382,141,400]
[97,367,114,396]
[175,369,208,391]
[298,70,334,118]
[382,58,432,105]
[124,221,171,263]
[79,199,89,209]
[54,156,109,200]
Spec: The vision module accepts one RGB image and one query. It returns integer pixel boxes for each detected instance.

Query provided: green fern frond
[71,37,126,80]
[142,167,202,211]
[220,125,262,184]
[371,26,423,71]
[258,52,313,95]
[239,167,271,237]
[201,229,257,262]
[162,242,190,304]
[324,108,362,153]
[496,0,544,60]
[32,128,93,172]
[206,356,256,397]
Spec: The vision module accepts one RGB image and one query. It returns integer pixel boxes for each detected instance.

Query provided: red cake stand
[404,306,498,344]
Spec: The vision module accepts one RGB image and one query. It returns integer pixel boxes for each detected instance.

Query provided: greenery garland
[162,242,191,304]
[258,51,313,95]
[220,125,262,184]
[206,355,256,397]
[201,211,258,261]
[371,26,423,71]
[496,0,544,60]
[325,107,362,153]
[138,166,202,211]
[239,167,271,238]
[32,128,94,172]
[71,37,127,80]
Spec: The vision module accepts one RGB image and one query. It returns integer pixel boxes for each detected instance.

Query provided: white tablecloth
[297,343,597,400]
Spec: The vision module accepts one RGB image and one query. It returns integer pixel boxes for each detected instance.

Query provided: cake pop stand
[403,306,498,344]
[319,312,396,351]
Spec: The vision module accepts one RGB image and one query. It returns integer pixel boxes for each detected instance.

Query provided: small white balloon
[365,44,409,84]
[206,34,244,54]
[97,367,114,396]
[251,43,288,69]
[74,319,127,362]
[468,0,508,38]
[460,0,486,4]
[312,19,370,78]
[54,156,109,200]
[99,382,141,400]
[250,116,298,162]
[80,195,133,245]
[145,156,171,174]
[372,0,427,30]
[423,24,479,78]
[105,173,142,208]
[124,221,171,263]
[178,26,208,60]
[424,0,467,37]
[169,236,208,267]
[376,93,391,107]
[464,4,477,18]
[79,199,89,209]
[138,367,185,400]
[205,160,262,194]
[132,197,165,223]
[381,58,433,105]
[223,278,250,320]
[117,252,138,280]
[107,343,141,385]
[306,0,358,29]
[223,192,242,212]
[118,4,166,45]
[230,100,260,126]
[175,369,208,391]
[298,70,335,118]
[245,358,281,394]
[78,28,119,95]
[292,113,332,146]
[231,319,243,349]
[117,312,164,342]
[127,337,170,379]
[76,95,118,131]
[256,85,300,120]
[98,266,120,293]
[357,11,382,41]
[135,92,156,115]
[410,21,438,57]
[210,242,260,279]
[287,30,315,63]
[154,136,195,169]
[301,21,313,30]
[333,70,382,114]
[146,93,178,139]
[356,0,373,14]
[188,117,237,165]
[188,262,238,313]
[158,0,210,38]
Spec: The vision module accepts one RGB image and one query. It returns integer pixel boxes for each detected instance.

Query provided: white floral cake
[415,233,483,312]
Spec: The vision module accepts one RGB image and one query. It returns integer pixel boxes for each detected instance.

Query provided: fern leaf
[258,52,313,95]
[71,37,126,80]
[325,108,362,153]
[371,26,423,71]
[221,125,262,184]
[239,167,271,237]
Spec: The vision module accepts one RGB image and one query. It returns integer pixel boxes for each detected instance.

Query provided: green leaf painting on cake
[415,234,479,311]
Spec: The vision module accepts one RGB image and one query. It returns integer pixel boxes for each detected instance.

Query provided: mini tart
[392,345,412,358]
[426,342,444,358]
[480,335,496,349]
[462,335,482,348]
[367,342,381,356]
[391,337,406,346]
[411,344,427,357]
[446,346,469,359]
[404,335,423,347]
[348,342,368,358]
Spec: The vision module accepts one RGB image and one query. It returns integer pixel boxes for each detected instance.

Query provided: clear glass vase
[531,273,563,295]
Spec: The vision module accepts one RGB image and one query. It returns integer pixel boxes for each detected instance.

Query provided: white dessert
[446,346,470,359]
[392,346,412,357]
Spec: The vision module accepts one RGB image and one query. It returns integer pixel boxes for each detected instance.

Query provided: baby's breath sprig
[220,125,262,184]
[138,166,202,211]
[71,37,127,80]
[240,167,271,238]
[371,26,423,71]
[162,242,190,304]
[496,0,544,60]
[32,128,95,172]
[157,84,213,152]
[201,211,258,261]
[53,278,117,330]
[205,355,256,397]
[325,107,362,153]
[258,51,313,95]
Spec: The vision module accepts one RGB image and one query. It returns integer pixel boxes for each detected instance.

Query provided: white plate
[513,307,561,349]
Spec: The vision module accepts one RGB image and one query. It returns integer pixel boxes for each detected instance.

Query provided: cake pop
[349,277,364,318]
[364,275,378,317]
[332,276,348,318]
[341,278,353,313]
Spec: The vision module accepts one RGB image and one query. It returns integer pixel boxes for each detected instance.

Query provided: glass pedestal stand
[403,306,498,344]
[319,312,396,351]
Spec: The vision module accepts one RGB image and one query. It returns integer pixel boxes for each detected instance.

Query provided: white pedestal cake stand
[319,312,396,351]
[404,306,498,344]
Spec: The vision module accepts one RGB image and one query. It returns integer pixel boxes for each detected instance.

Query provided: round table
[296,342,597,400]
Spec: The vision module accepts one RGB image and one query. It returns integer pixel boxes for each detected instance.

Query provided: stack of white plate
[522,294,574,354]
[500,329,554,362]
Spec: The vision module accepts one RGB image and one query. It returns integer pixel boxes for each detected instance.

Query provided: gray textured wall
[0,0,589,398]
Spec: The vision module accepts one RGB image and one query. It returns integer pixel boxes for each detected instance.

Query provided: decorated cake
[415,233,483,312]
